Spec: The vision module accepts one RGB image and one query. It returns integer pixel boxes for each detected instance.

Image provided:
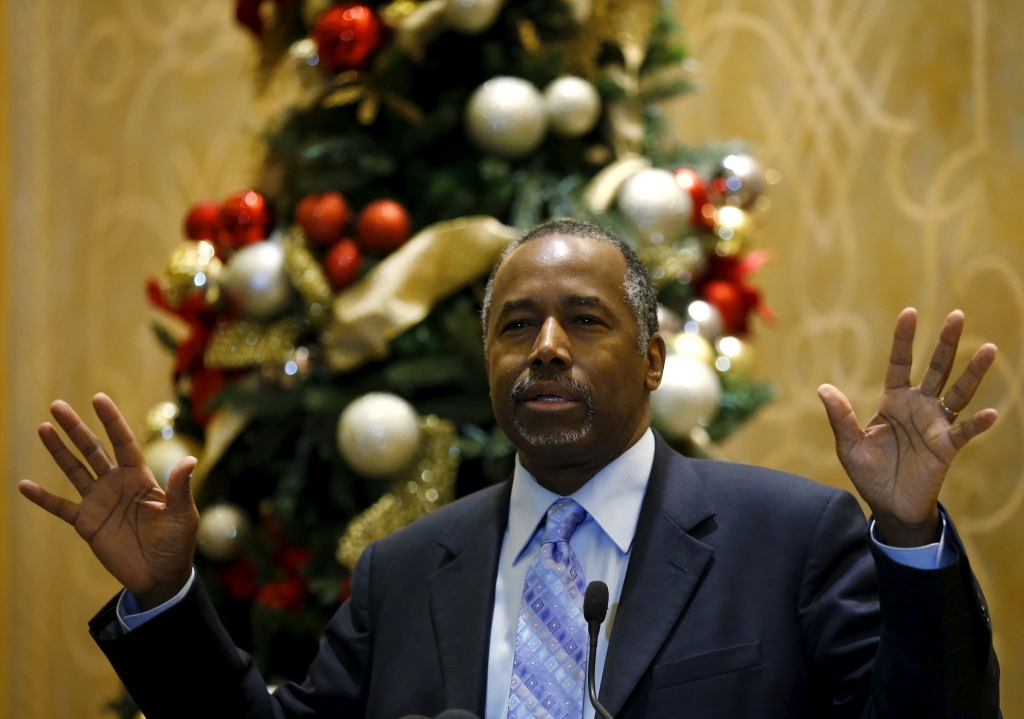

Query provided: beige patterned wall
[2,0,1022,716]
[675,0,1024,713]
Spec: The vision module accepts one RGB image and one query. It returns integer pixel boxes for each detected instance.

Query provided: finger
[49,400,115,476]
[817,384,863,449]
[18,480,80,525]
[166,456,199,518]
[949,408,998,450]
[38,423,96,496]
[884,308,917,390]
[941,343,998,413]
[92,393,147,468]
[918,310,964,397]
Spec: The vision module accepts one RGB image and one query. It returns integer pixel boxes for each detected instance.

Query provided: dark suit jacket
[90,434,1000,718]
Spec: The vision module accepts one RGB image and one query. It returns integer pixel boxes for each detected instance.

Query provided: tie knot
[541,498,588,546]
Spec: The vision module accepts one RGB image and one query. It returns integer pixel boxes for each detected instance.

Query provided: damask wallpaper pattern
[2,0,1022,716]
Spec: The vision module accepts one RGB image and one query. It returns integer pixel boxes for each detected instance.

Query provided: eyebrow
[497,294,610,317]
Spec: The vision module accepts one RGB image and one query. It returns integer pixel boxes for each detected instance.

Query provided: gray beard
[507,372,596,446]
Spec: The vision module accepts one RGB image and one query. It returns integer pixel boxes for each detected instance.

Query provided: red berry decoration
[324,239,363,289]
[703,280,746,334]
[313,4,385,72]
[674,168,713,228]
[217,189,272,248]
[357,199,412,253]
[184,200,222,240]
[296,192,350,245]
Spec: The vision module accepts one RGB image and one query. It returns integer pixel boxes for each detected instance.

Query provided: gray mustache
[509,372,595,411]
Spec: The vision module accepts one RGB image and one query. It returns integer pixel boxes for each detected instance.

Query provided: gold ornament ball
[465,77,549,160]
[143,435,203,490]
[617,168,693,245]
[544,76,602,138]
[684,300,724,339]
[301,0,333,28]
[220,239,296,321]
[650,355,722,440]
[714,206,756,249]
[715,335,755,375]
[159,240,222,309]
[144,400,181,441]
[196,502,251,562]
[337,393,422,478]
[714,153,765,208]
[444,0,502,34]
[671,333,716,365]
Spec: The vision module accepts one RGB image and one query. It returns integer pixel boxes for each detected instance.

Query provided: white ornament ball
[651,355,722,440]
[445,0,502,34]
[465,77,548,160]
[684,300,724,339]
[714,153,765,207]
[617,168,693,244]
[196,502,251,562]
[337,393,421,478]
[220,240,295,321]
[143,435,203,490]
[544,76,601,138]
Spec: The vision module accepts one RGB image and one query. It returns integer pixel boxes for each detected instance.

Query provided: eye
[573,315,605,326]
[502,320,531,333]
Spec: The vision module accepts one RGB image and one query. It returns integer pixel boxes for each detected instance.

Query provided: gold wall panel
[5,1,267,715]
[673,0,1024,712]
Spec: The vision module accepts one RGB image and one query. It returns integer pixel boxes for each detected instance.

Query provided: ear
[644,332,667,391]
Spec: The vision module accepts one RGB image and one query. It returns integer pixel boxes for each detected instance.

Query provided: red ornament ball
[703,281,745,334]
[184,200,222,240]
[218,190,272,249]
[324,239,364,289]
[296,192,351,245]
[357,199,412,253]
[674,168,713,229]
[313,4,385,72]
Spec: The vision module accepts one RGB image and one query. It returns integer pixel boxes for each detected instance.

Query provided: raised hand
[817,309,998,546]
[18,394,199,609]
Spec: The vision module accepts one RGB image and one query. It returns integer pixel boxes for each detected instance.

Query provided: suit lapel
[599,434,716,716]
[428,481,512,715]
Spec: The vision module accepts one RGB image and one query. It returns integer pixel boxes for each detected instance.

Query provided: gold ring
[939,397,959,423]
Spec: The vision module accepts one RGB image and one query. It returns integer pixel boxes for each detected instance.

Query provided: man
[20,220,1000,718]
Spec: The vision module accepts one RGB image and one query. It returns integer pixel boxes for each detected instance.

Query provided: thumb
[817,384,863,450]
[166,456,199,517]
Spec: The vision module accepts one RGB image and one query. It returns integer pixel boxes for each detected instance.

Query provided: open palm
[18,394,199,607]
[818,309,998,545]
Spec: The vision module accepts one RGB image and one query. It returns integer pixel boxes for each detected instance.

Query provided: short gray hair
[481,220,659,354]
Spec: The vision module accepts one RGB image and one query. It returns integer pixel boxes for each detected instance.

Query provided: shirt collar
[507,428,656,563]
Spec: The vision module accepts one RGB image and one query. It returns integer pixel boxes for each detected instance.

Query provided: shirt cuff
[870,511,956,570]
[116,568,196,633]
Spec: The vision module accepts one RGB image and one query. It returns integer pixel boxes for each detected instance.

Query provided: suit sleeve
[797,490,999,719]
[89,543,377,719]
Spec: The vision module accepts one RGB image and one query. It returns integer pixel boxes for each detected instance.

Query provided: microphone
[583,581,614,719]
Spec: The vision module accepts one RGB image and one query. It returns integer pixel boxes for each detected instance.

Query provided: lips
[523,383,579,403]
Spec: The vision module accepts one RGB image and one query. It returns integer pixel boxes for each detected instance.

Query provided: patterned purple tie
[507,498,590,719]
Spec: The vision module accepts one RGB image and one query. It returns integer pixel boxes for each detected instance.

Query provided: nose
[527,316,573,369]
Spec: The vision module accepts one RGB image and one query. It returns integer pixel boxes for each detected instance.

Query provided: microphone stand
[584,581,615,719]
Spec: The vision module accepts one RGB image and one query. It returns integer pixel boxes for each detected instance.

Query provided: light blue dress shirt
[119,427,955,719]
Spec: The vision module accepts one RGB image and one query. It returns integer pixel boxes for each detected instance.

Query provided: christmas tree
[114,0,774,712]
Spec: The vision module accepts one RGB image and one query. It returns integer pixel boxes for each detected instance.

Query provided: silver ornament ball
[465,77,548,160]
[220,239,295,321]
[617,168,693,244]
[196,502,251,562]
[650,355,722,440]
[337,393,422,478]
[142,435,203,490]
[444,0,502,34]
[544,76,601,138]
[684,300,724,339]
[713,154,765,208]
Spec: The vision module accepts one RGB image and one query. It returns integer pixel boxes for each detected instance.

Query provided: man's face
[484,234,665,467]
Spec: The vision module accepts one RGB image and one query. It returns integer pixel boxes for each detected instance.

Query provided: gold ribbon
[323,215,519,372]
